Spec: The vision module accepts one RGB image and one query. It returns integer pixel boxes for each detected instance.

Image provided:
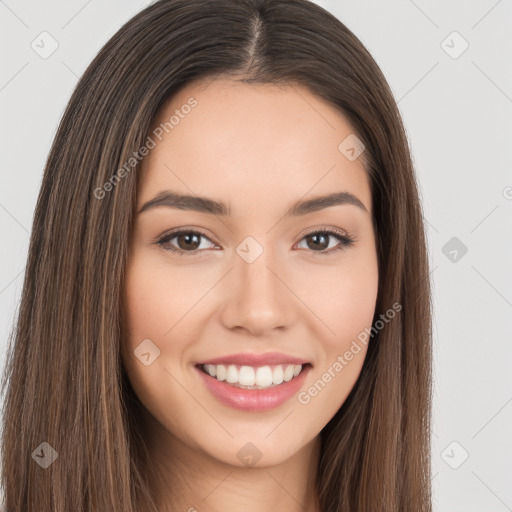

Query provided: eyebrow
[138,189,368,216]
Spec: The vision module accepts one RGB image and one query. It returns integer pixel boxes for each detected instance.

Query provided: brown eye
[157,230,217,256]
[175,232,201,250]
[305,232,330,251]
[296,229,355,254]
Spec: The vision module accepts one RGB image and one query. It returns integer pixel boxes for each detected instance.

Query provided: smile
[195,363,312,412]
[200,363,304,389]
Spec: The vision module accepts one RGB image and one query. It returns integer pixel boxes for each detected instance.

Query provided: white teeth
[226,365,238,384]
[206,364,216,377]
[216,364,227,381]
[201,363,304,389]
[239,366,255,386]
[272,365,284,385]
[255,366,273,387]
[283,365,295,382]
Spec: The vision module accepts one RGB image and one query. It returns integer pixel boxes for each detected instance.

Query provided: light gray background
[1,1,511,510]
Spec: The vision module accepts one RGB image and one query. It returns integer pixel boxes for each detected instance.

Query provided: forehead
[137,78,372,216]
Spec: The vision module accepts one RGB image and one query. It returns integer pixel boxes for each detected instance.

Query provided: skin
[122,77,379,512]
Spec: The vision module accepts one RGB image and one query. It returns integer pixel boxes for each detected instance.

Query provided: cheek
[332,269,378,338]
[122,253,187,374]
[124,276,168,346]
[122,256,198,419]
[296,253,379,349]
[295,258,378,415]
[123,250,199,347]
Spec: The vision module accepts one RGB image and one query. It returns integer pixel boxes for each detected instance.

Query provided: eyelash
[156,227,355,257]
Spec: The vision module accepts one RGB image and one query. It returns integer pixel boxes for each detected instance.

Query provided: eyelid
[298,224,352,240]
[157,226,219,243]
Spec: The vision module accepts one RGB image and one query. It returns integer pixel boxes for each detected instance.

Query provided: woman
[0,0,433,510]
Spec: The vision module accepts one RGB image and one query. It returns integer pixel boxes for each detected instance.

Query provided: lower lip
[195,364,311,412]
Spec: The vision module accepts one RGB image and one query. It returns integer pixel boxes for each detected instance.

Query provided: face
[122,77,379,469]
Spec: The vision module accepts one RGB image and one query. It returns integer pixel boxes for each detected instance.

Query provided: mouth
[195,362,312,390]
[194,361,313,412]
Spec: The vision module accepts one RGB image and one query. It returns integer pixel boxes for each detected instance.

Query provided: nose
[219,247,296,336]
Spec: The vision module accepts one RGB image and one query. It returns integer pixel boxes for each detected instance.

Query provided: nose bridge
[220,239,294,334]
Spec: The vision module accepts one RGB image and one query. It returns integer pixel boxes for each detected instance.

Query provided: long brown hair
[0,0,432,510]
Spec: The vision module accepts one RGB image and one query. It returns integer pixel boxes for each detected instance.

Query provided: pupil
[179,233,200,250]
[309,233,328,250]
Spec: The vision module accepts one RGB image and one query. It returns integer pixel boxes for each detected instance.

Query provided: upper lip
[196,352,310,367]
